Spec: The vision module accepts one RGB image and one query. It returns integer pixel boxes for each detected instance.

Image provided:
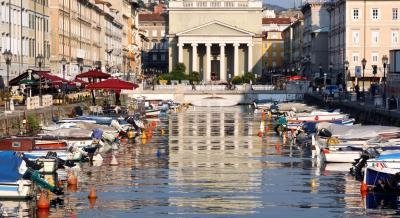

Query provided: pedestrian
[192,83,196,90]
[355,84,360,100]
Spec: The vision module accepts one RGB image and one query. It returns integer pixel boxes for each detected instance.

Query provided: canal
[3,106,398,217]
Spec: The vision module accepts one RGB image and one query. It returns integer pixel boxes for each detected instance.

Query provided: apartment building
[0,0,50,85]
[329,0,400,90]
[282,18,304,75]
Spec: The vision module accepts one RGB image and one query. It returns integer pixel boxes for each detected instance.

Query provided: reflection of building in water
[168,107,262,214]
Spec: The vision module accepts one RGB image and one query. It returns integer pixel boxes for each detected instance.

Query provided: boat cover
[316,123,400,139]
[0,151,23,182]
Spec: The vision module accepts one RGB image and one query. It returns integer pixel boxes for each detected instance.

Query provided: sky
[266,0,302,8]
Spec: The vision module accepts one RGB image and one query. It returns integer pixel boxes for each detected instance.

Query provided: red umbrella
[76,69,111,79]
[288,75,307,81]
[86,78,138,90]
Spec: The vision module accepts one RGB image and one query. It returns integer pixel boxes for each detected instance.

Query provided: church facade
[168,0,263,82]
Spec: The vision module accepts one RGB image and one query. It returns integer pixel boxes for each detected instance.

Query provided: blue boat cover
[376,152,400,161]
[0,151,23,182]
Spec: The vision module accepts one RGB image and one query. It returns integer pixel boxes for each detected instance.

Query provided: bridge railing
[151,84,276,92]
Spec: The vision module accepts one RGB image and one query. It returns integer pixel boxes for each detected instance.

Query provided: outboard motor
[350,147,380,181]
[318,128,332,138]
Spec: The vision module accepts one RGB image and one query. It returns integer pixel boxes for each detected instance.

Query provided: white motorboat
[0,181,32,200]
[191,96,238,107]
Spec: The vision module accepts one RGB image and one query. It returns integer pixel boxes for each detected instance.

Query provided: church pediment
[176,20,255,36]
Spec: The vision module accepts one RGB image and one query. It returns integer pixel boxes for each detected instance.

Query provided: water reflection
[168,107,262,214]
[5,106,400,217]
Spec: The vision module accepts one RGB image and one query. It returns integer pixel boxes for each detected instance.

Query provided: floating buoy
[360,182,368,194]
[261,111,266,120]
[36,208,49,218]
[67,173,77,186]
[110,155,119,166]
[257,131,263,137]
[150,121,157,128]
[127,130,135,139]
[88,186,97,199]
[140,132,147,139]
[310,178,317,188]
[141,137,148,145]
[37,191,50,209]
[89,197,97,209]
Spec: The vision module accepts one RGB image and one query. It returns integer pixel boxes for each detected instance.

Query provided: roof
[139,13,167,22]
[262,18,291,25]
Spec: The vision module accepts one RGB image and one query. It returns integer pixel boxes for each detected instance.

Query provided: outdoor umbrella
[86,78,138,90]
[76,69,111,80]
[86,78,138,106]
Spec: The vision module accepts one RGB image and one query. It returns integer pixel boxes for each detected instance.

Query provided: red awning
[39,72,69,86]
[76,69,111,79]
[86,78,138,90]
[287,75,307,81]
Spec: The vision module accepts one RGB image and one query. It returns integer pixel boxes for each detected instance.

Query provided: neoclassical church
[168,0,263,82]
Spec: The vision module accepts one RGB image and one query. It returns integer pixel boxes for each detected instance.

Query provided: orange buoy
[67,173,77,186]
[37,191,50,209]
[257,131,263,137]
[360,182,368,194]
[150,121,157,128]
[36,208,49,218]
[261,111,266,120]
[89,197,97,209]
[88,186,97,199]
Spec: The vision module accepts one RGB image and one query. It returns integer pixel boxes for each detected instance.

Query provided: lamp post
[361,58,367,94]
[319,64,322,78]
[344,60,349,92]
[329,62,333,85]
[382,54,388,107]
[60,57,67,79]
[3,50,12,87]
[36,54,44,106]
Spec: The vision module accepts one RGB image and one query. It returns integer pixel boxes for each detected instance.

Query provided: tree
[242,72,255,83]
[231,76,243,85]
[175,63,186,73]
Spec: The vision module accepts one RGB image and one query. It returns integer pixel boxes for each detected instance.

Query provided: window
[272,43,276,48]
[152,54,157,61]
[152,30,157,37]
[353,53,359,63]
[392,31,399,44]
[161,54,166,61]
[394,8,399,20]
[372,52,379,62]
[372,8,379,20]
[272,52,276,57]
[352,31,360,44]
[372,31,379,44]
[272,61,276,67]
[353,9,359,20]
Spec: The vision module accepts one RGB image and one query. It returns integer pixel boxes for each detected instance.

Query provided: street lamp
[319,64,322,78]
[344,60,349,91]
[361,58,367,93]
[60,57,67,79]
[329,62,333,85]
[3,50,12,87]
[36,54,44,106]
[382,54,388,107]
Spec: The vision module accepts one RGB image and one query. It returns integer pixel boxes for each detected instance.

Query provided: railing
[170,1,262,8]
[149,84,276,92]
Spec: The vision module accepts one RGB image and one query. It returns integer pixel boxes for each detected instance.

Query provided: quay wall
[0,104,85,137]
[304,93,400,126]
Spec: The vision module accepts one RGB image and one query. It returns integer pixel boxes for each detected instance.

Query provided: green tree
[175,63,186,73]
[242,72,255,83]
[188,71,200,83]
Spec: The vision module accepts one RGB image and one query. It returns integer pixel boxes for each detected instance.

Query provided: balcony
[169,1,262,9]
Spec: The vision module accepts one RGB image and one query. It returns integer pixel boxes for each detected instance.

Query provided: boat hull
[0,181,32,200]
[324,151,361,163]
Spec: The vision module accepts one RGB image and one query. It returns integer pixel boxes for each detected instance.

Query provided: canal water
[2,106,399,217]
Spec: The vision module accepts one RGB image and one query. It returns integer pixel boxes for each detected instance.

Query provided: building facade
[261,18,291,74]
[302,1,331,81]
[282,18,304,76]
[168,0,263,82]
[139,11,168,74]
[0,0,50,85]
[328,0,400,90]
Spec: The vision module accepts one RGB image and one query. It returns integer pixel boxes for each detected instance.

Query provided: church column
[178,43,183,64]
[247,43,253,73]
[191,43,198,72]
[233,43,239,77]
[219,43,226,81]
[206,43,212,82]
